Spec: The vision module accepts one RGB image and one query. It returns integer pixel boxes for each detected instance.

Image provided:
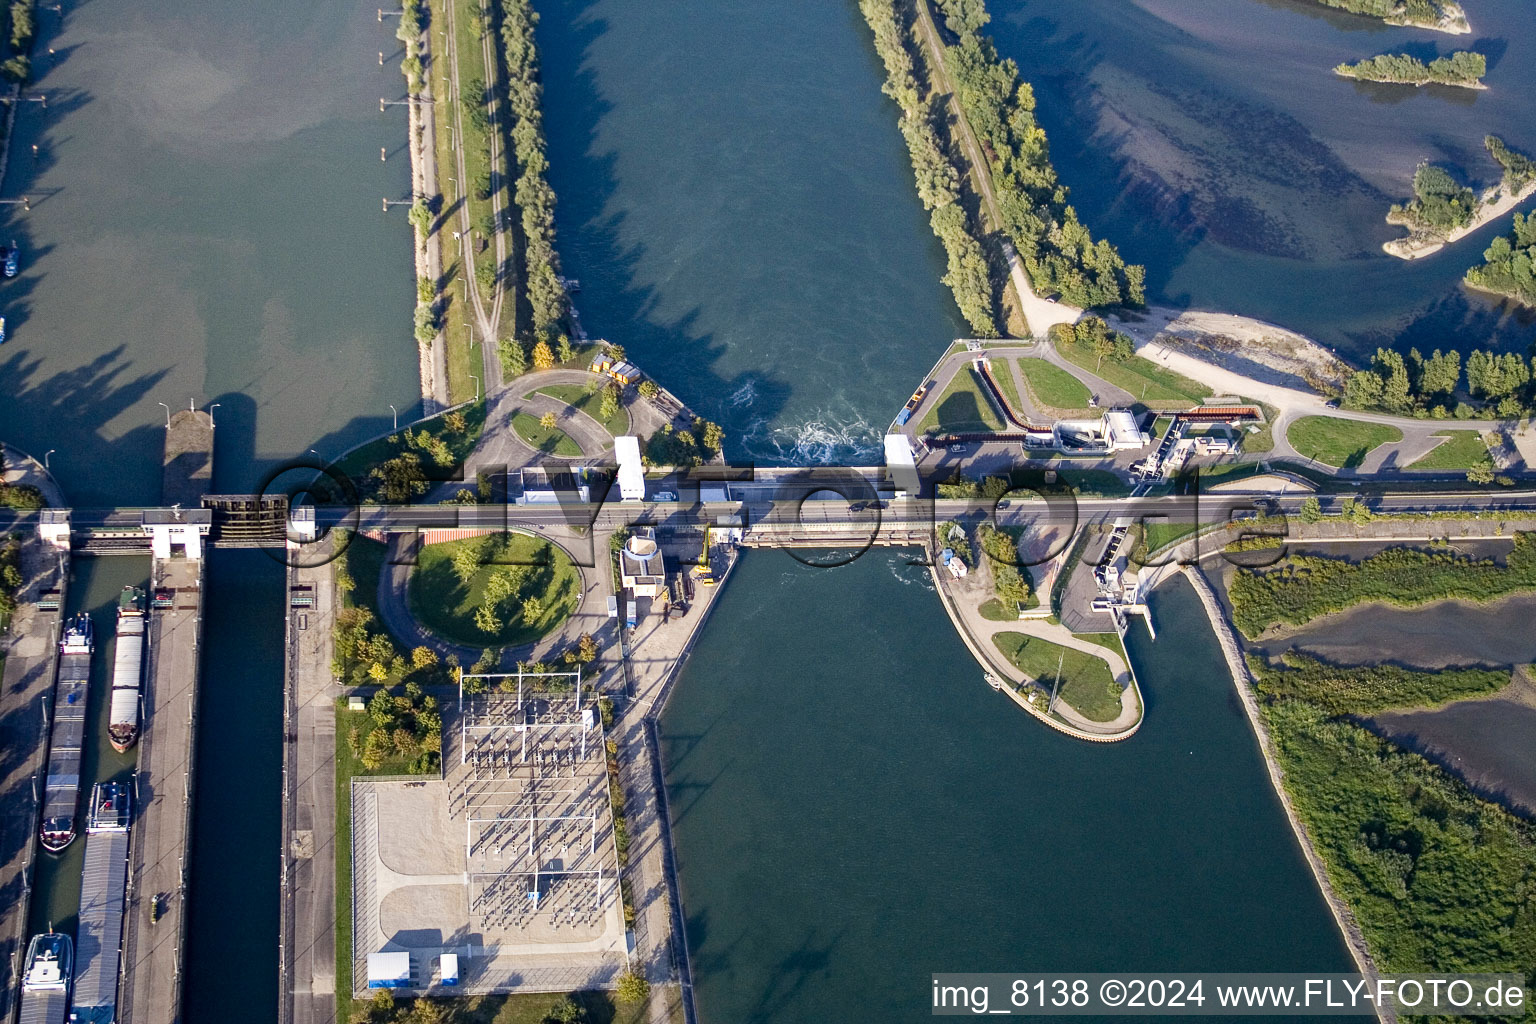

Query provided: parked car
[949,444,966,453]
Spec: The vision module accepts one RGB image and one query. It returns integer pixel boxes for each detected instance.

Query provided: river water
[535,0,965,463]
[0,0,419,506]
[992,0,1536,361]
[661,555,1354,1023]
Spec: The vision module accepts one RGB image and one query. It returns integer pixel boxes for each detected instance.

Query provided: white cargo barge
[41,615,93,852]
[108,587,146,752]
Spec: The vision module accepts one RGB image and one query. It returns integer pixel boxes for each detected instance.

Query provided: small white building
[620,528,667,598]
[941,548,968,579]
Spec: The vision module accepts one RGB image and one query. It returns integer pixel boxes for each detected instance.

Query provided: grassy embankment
[1016,356,1091,410]
[1247,651,1536,986]
[1407,430,1490,470]
[425,0,505,402]
[1285,416,1402,469]
[917,367,1005,434]
[410,532,581,647]
[992,631,1122,722]
[1228,532,1536,638]
[1052,330,1209,408]
[531,383,632,436]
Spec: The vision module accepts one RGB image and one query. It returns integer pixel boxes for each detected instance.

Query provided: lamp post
[208,403,220,428]
[158,402,171,428]
[470,374,481,402]
[389,404,398,430]
[43,448,54,470]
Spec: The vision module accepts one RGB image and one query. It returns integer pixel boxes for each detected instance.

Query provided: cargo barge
[40,614,93,852]
[71,782,133,1024]
[108,587,146,752]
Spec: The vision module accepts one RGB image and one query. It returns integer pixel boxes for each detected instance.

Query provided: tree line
[1334,50,1486,87]
[933,0,1145,310]
[1303,0,1465,30]
[1342,345,1535,419]
[0,0,36,82]
[1228,532,1536,637]
[858,0,999,336]
[1387,137,1533,235]
[499,0,570,371]
[1465,211,1536,307]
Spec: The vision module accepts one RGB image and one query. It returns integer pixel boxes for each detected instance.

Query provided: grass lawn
[1142,521,1200,551]
[1286,416,1402,468]
[992,631,1123,723]
[1408,430,1489,470]
[1017,356,1092,409]
[979,598,1017,621]
[511,412,583,457]
[410,533,581,647]
[1054,333,1210,406]
[991,360,1024,416]
[532,382,631,436]
[917,367,1005,434]
[333,402,487,500]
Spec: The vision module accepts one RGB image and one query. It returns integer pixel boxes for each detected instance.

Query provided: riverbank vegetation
[858,0,999,335]
[0,534,19,629]
[410,533,581,647]
[1285,416,1402,468]
[1388,163,1476,232]
[348,990,645,1024]
[1,0,37,82]
[1342,344,1536,419]
[1465,212,1536,307]
[1228,532,1536,637]
[1303,0,1468,31]
[931,0,1144,310]
[1335,50,1485,88]
[1250,651,1509,715]
[499,0,570,356]
[992,631,1121,722]
[642,417,724,467]
[1258,696,1536,979]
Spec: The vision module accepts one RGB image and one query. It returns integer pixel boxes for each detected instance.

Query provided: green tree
[371,452,430,502]
[411,646,438,671]
[600,381,623,421]
[577,633,598,662]
[361,728,391,771]
[556,334,575,363]
[540,410,558,430]
[521,595,543,622]
[615,968,650,1004]
[1298,497,1323,523]
[408,199,432,236]
[451,544,482,585]
[1466,455,1496,484]
[474,603,502,635]
[500,337,527,376]
[543,996,585,1023]
[637,379,659,400]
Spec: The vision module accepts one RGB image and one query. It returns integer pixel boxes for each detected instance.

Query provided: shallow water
[992,0,1536,361]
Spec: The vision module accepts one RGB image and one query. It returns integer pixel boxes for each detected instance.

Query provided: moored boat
[18,931,72,1024]
[3,240,18,277]
[108,587,146,752]
[41,614,93,852]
